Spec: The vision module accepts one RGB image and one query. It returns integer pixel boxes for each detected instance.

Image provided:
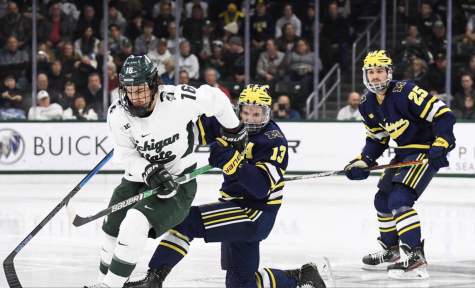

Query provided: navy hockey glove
[142,163,177,198]
[220,121,248,153]
[427,135,456,169]
[344,154,377,180]
[209,138,245,179]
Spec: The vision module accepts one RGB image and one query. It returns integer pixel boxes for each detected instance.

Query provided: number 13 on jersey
[271,146,286,163]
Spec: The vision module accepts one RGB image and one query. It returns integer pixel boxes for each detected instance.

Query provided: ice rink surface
[1,174,474,287]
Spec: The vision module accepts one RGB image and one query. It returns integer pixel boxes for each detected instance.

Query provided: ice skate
[123,265,172,287]
[84,283,109,288]
[284,262,327,288]
[387,240,429,279]
[362,237,400,270]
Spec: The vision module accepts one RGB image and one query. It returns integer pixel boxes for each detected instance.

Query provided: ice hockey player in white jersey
[85,55,244,288]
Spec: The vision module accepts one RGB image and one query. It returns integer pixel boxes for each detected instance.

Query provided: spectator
[427,53,447,93]
[197,19,219,63]
[217,3,244,37]
[134,21,157,55]
[427,20,447,57]
[37,42,55,62]
[147,38,172,75]
[275,4,301,38]
[178,40,199,80]
[453,95,475,119]
[161,56,175,85]
[152,0,178,18]
[0,2,31,49]
[58,0,80,26]
[75,5,100,40]
[100,5,126,36]
[454,36,475,63]
[109,24,130,56]
[0,74,24,110]
[0,0,8,19]
[81,73,103,111]
[256,38,285,81]
[222,21,239,51]
[276,23,300,52]
[403,58,429,90]
[336,0,351,19]
[59,81,81,110]
[462,0,475,19]
[203,40,227,78]
[454,74,475,108]
[395,25,432,64]
[321,2,350,70]
[153,2,174,39]
[74,26,100,57]
[185,0,208,19]
[166,22,185,54]
[35,73,61,102]
[225,36,245,82]
[113,39,133,72]
[272,95,300,119]
[57,42,80,79]
[42,2,73,49]
[204,67,231,101]
[90,41,113,75]
[464,55,475,76]
[116,0,142,22]
[28,90,63,120]
[283,39,321,97]
[451,7,467,41]
[21,0,47,21]
[398,1,440,39]
[48,60,67,93]
[105,62,119,92]
[337,92,361,120]
[125,13,143,43]
[179,70,189,85]
[250,0,274,50]
[72,55,96,90]
[183,4,205,42]
[301,4,315,42]
[62,94,98,120]
[0,36,29,81]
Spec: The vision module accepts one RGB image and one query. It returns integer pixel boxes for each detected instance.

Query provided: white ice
[1,174,474,287]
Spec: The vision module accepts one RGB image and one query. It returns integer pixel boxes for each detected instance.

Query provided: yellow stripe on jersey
[197,115,207,145]
[280,168,286,175]
[220,191,232,198]
[168,229,190,242]
[202,209,242,219]
[255,272,262,288]
[203,215,248,226]
[265,268,276,288]
[255,164,275,189]
[379,227,397,232]
[398,223,421,236]
[378,216,394,221]
[267,199,282,205]
[395,210,417,223]
[410,161,428,187]
[249,210,259,219]
[245,209,253,214]
[420,97,437,119]
[159,242,187,256]
[434,108,451,118]
[404,154,424,185]
[395,144,430,149]
[271,181,285,191]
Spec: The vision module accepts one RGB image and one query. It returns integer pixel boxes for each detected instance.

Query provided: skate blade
[361,262,391,271]
[388,267,430,280]
[317,257,336,288]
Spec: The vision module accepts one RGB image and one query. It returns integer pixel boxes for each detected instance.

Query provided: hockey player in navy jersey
[344,50,456,279]
[123,84,334,288]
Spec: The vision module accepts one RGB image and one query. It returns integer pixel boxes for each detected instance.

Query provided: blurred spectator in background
[62,94,98,120]
[203,40,226,78]
[43,2,72,49]
[134,21,158,55]
[398,1,440,39]
[59,81,81,110]
[186,0,208,19]
[403,57,429,90]
[0,36,29,81]
[462,0,475,19]
[109,24,130,56]
[100,5,126,36]
[147,38,172,75]
[125,13,143,43]
[466,11,475,42]
[105,62,119,92]
[35,73,60,102]
[395,25,432,64]
[283,39,321,98]
[464,55,475,76]
[183,4,205,42]
[0,0,9,19]
[204,67,231,101]
[0,2,31,49]
[336,0,351,19]
[301,4,315,42]
[453,95,475,120]
[152,0,178,19]
[116,0,142,22]
[58,0,80,26]
[72,55,96,90]
[275,4,301,38]
[75,5,100,40]
[90,41,112,75]
[113,39,133,72]
[256,38,284,81]
[250,0,274,51]
[276,23,299,52]
[48,60,66,93]
[197,19,218,64]
[217,3,244,37]
[81,73,103,112]
[427,52,447,94]
[74,26,99,57]
[153,2,174,39]
[178,40,199,80]
[166,22,185,54]
[451,7,467,41]
[454,74,475,108]
[57,42,80,79]
[222,21,239,51]
[454,36,474,63]
[321,2,350,70]
[161,56,175,85]
[35,42,55,78]
[337,92,361,120]
[179,70,189,85]
[272,95,300,119]
[0,74,24,111]
[225,36,245,82]
[22,0,47,21]
[427,20,447,57]
[28,90,63,120]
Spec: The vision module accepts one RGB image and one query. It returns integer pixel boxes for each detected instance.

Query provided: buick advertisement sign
[0,129,25,165]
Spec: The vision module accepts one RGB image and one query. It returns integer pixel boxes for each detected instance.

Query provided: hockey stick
[283,159,428,182]
[3,150,114,288]
[66,163,216,227]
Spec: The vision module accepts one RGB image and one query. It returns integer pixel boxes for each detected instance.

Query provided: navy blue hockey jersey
[359,80,456,159]
[197,115,288,212]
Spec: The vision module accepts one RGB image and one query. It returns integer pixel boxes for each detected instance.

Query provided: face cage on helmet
[237,102,271,135]
[119,79,159,117]
[362,66,393,94]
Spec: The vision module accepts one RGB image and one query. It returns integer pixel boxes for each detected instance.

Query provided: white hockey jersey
[107,84,239,182]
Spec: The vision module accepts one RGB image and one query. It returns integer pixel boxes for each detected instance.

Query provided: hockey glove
[142,163,177,198]
[427,135,455,169]
[220,121,248,153]
[209,138,245,179]
[344,154,377,180]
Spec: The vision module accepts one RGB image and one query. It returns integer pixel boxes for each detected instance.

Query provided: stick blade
[3,255,22,288]
[66,202,79,226]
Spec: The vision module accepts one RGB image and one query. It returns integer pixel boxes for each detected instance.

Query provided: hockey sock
[225,270,257,287]
[256,268,297,288]
[104,209,151,287]
[98,233,117,282]
[374,191,398,246]
[393,207,422,248]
